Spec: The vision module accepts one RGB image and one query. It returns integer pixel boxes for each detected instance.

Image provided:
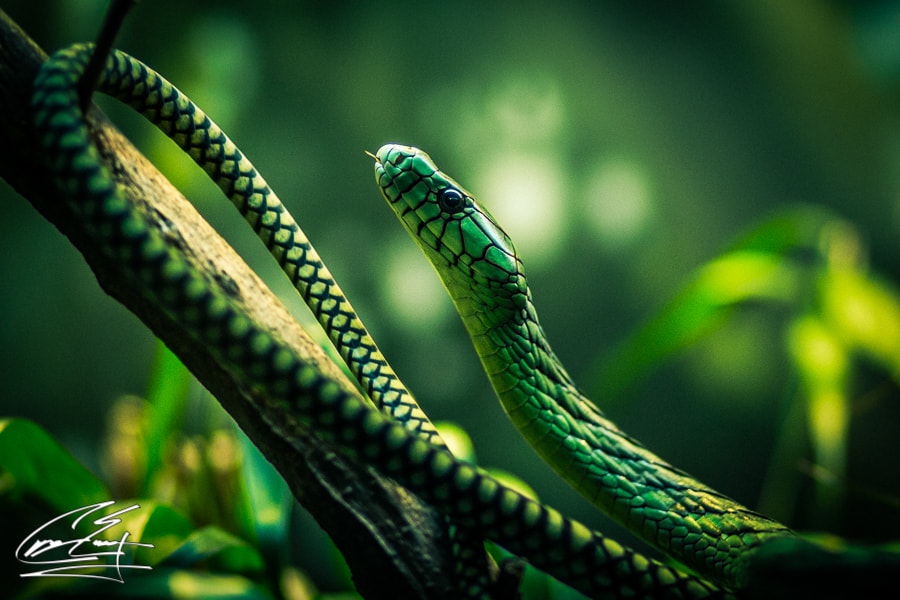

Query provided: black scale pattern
[31,43,736,600]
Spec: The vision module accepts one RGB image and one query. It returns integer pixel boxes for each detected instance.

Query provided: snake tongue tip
[364,150,379,163]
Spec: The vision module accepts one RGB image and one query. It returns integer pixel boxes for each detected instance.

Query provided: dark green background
[3,0,900,593]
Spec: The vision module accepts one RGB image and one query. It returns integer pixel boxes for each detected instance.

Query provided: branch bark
[0,9,461,599]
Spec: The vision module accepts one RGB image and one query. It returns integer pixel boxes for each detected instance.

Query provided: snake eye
[437,187,466,214]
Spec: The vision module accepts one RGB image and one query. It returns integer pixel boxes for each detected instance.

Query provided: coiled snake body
[33,41,895,599]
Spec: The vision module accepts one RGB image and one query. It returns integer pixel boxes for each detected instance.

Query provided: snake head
[373,144,528,313]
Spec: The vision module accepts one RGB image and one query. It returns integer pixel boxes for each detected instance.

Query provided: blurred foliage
[592,204,900,531]
[0,352,533,599]
[3,0,900,598]
[0,357,299,599]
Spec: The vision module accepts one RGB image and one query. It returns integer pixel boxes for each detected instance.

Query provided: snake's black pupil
[438,188,465,213]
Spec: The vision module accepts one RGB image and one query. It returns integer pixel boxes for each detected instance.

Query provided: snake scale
[32,39,896,599]
[370,145,797,587]
[31,41,495,597]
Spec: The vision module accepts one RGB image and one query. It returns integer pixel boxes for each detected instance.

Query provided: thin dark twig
[78,0,137,112]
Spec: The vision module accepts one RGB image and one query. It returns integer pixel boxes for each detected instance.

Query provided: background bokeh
[4,0,900,596]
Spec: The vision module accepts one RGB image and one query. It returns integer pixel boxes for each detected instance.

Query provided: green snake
[31,41,895,599]
[30,41,493,597]
[370,145,797,586]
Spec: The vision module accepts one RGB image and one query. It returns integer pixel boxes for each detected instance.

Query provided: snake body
[30,42,502,596]
[99,50,435,443]
[32,42,796,598]
[372,145,796,586]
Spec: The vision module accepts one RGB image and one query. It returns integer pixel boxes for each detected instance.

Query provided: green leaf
[786,314,850,520]
[115,500,194,567]
[0,418,108,512]
[587,205,855,402]
[32,570,277,599]
[435,421,477,463]
[142,342,193,494]
[157,570,275,599]
[162,525,264,573]
[485,468,539,501]
[238,428,290,556]
[725,204,841,255]
[591,250,804,401]
[819,268,900,377]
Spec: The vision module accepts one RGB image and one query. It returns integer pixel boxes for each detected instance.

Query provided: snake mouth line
[369,150,393,203]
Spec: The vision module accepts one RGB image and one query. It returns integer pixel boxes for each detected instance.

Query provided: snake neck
[479,299,568,383]
[453,285,621,459]
[451,282,792,585]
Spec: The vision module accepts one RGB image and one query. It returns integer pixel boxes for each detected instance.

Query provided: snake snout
[375,143,416,166]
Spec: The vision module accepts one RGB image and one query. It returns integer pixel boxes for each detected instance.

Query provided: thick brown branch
[0,9,461,599]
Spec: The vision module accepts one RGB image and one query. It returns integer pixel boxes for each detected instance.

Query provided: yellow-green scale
[465,281,792,585]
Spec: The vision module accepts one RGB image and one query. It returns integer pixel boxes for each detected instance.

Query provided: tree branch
[0,9,462,599]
